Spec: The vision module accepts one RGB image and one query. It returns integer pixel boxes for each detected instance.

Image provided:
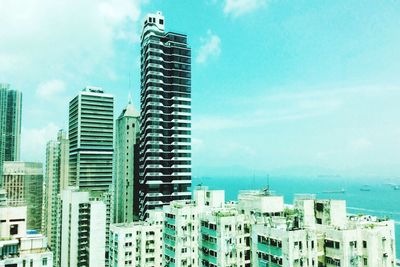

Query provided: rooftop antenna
[263,174,270,195]
[128,65,132,93]
[128,92,132,104]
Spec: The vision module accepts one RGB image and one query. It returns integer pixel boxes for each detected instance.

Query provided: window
[42,258,48,266]
[363,257,368,265]
[316,203,324,212]
[363,241,367,248]
[159,19,164,25]
[325,240,340,249]
[326,257,340,266]
[9,224,18,235]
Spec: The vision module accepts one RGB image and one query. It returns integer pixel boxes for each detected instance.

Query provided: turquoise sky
[1,0,400,177]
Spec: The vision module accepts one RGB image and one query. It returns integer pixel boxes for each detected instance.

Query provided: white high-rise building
[251,222,319,267]
[108,187,396,267]
[295,195,397,267]
[199,207,252,267]
[60,189,106,267]
[163,200,201,267]
[163,187,225,267]
[43,130,69,267]
[139,11,192,218]
[109,210,164,267]
[113,98,140,223]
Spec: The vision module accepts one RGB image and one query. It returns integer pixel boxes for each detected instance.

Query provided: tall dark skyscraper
[0,83,22,180]
[139,12,192,218]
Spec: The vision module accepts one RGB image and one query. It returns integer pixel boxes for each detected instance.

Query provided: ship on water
[386,183,400,190]
[322,188,346,194]
[360,184,371,191]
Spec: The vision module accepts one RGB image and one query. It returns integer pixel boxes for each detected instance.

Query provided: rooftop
[82,86,104,93]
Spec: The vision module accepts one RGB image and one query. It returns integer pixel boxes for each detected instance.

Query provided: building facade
[43,130,69,267]
[109,210,164,267]
[139,11,192,218]
[2,162,43,231]
[200,208,252,267]
[60,189,106,267]
[0,203,53,267]
[0,205,27,238]
[0,83,22,181]
[295,196,397,267]
[68,86,114,192]
[107,187,396,267]
[163,200,201,267]
[113,99,140,223]
[162,188,225,267]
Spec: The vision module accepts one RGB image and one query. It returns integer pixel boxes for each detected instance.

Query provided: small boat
[394,185,400,190]
[360,185,371,191]
[322,188,346,194]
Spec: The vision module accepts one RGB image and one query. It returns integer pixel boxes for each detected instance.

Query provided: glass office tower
[0,83,22,181]
[68,87,114,192]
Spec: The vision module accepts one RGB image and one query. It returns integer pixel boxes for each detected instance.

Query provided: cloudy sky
[1,0,400,177]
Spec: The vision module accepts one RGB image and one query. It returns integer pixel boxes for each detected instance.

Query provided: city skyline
[1,1,400,178]
[1,4,399,266]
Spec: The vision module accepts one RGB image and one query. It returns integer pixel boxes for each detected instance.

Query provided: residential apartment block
[60,189,106,267]
[109,187,396,267]
[43,130,69,267]
[139,11,192,218]
[0,202,53,267]
[109,210,164,267]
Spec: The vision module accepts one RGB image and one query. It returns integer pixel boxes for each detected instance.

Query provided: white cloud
[223,0,267,17]
[196,30,221,64]
[36,80,66,101]
[0,0,143,79]
[21,123,60,162]
[0,0,144,162]
[193,91,343,131]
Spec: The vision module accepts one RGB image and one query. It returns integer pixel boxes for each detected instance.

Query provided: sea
[192,175,400,257]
